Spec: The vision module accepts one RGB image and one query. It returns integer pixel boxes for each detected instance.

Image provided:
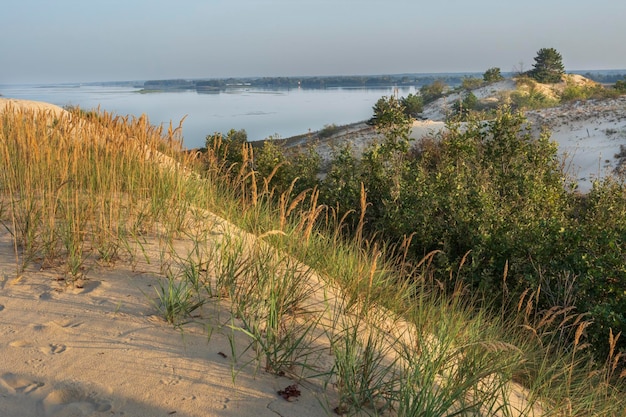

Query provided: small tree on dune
[483,67,504,83]
[400,93,423,118]
[529,48,565,84]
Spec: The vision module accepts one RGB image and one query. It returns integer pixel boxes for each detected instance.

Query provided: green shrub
[227,102,626,364]
[461,76,483,90]
[205,128,248,166]
[483,67,504,83]
[560,82,617,102]
[614,79,626,93]
[420,80,447,104]
[511,88,558,110]
[318,123,340,139]
[450,92,478,120]
[400,93,423,118]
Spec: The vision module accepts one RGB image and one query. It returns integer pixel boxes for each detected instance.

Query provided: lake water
[0,84,417,149]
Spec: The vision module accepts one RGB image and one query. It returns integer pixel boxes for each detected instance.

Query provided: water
[0,83,416,149]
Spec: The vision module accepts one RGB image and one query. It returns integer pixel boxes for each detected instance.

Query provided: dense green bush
[420,80,447,104]
[254,139,320,198]
[615,79,626,93]
[483,67,504,83]
[461,76,483,90]
[450,92,478,120]
[206,104,626,364]
[322,108,626,361]
[205,128,248,166]
[400,93,423,118]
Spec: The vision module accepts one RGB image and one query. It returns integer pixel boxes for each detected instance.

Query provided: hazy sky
[2,0,625,84]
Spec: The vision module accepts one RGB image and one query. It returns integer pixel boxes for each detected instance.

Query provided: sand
[526,97,626,192]
[0,229,332,417]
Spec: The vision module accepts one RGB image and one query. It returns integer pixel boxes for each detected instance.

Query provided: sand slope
[0,232,330,417]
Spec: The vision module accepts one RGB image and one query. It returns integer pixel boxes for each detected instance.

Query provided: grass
[1,103,625,416]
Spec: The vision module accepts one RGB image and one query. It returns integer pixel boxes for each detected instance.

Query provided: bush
[319,106,626,359]
[615,79,626,93]
[510,80,558,110]
[560,82,617,102]
[420,80,447,104]
[241,102,626,364]
[205,128,248,166]
[319,124,340,139]
[461,76,483,90]
[400,93,423,118]
[483,67,504,83]
[450,92,478,120]
[254,139,320,198]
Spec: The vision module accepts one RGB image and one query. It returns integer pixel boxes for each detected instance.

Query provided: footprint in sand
[0,373,45,395]
[159,375,183,386]
[48,319,84,333]
[40,343,67,355]
[31,323,48,332]
[51,319,83,329]
[9,339,35,348]
[26,358,45,369]
[41,382,112,417]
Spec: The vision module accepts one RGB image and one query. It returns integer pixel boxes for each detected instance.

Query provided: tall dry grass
[0,105,203,278]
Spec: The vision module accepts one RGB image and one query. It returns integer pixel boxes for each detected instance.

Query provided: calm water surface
[1,84,416,148]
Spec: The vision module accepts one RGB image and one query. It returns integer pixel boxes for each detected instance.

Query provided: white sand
[526,98,626,192]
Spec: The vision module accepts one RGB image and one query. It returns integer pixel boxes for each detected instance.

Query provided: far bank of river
[0,84,417,149]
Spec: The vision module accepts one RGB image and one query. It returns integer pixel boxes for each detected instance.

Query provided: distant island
[140,74,477,93]
[137,70,626,93]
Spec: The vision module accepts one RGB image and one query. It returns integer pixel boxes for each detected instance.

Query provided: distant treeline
[579,72,626,84]
[141,74,488,92]
[139,71,626,92]
[143,79,196,90]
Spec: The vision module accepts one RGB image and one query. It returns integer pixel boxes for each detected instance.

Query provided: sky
[1,0,625,84]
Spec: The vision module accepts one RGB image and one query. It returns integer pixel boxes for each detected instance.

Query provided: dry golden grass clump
[1,103,625,416]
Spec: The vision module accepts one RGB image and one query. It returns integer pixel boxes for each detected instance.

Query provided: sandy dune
[526,97,626,192]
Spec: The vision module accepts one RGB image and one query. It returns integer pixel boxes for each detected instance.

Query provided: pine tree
[529,48,565,84]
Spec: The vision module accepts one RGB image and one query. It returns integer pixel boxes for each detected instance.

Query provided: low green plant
[420,80,447,104]
[483,67,504,84]
[615,79,626,93]
[318,123,340,138]
[510,87,557,109]
[330,315,400,415]
[229,243,322,376]
[151,273,204,326]
[461,76,483,90]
